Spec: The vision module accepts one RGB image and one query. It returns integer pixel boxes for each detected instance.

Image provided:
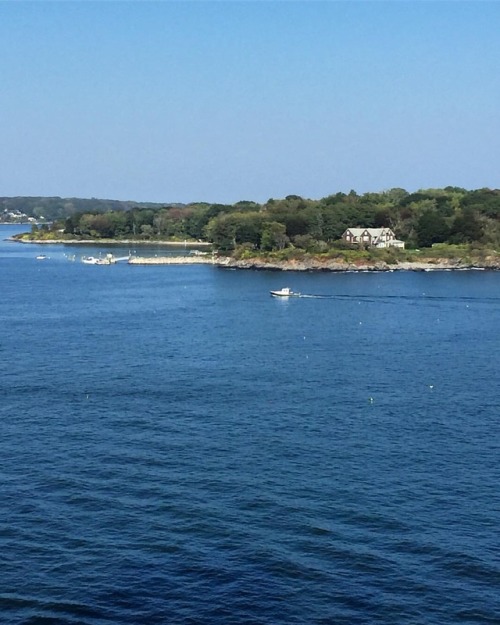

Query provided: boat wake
[290,293,500,304]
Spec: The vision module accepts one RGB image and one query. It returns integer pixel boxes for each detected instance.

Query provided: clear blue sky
[1,1,499,204]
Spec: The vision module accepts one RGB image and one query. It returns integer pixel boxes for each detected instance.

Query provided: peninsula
[7,186,500,271]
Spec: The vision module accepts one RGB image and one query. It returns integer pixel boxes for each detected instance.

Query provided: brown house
[342,227,405,249]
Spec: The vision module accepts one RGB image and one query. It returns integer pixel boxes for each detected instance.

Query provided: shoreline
[8,237,212,247]
[130,255,500,272]
[6,236,500,272]
[216,258,500,272]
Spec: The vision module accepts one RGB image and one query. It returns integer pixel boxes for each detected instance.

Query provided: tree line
[0,196,169,222]
[27,187,500,251]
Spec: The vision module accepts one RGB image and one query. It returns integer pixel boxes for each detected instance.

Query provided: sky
[0,1,499,205]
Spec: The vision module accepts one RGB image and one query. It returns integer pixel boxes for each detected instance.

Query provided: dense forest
[11,187,500,252]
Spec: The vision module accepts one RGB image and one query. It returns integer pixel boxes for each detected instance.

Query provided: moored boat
[82,254,116,265]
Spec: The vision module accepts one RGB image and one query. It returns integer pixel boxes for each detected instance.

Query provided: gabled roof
[345,227,392,237]
[345,228,370,237]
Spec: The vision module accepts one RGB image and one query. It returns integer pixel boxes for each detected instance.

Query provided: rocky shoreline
[126,255,500,272]
[214,256,500,272]
[7,236,500,271]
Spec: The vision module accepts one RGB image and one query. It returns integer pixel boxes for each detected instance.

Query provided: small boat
[36,255,47,260]
[82,254,116,265]
[270,287,299,297]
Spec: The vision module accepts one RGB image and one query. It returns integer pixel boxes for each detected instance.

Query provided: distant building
[342,227,405,249]
[0,208,32,224]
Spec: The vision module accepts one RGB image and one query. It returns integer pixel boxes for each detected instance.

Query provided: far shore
[8,237,212,247]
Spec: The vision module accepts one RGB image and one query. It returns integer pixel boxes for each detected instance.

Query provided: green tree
[261,221,289,251]
[462,188,500,218]
[232,212,264,247]
[292,234,317,251]
[416,210,450,248]
[449,208,483,243]
[140,224,154,239]
[205,215,237,251]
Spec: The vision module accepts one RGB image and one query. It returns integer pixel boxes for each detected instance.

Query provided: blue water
[1,225,499,624]
[0,225,199,262]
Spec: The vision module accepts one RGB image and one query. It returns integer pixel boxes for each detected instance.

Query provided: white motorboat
[36,255,48,260]
[270,287,299,297]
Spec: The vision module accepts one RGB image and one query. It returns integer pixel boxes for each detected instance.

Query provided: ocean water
[1,225,499,624]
